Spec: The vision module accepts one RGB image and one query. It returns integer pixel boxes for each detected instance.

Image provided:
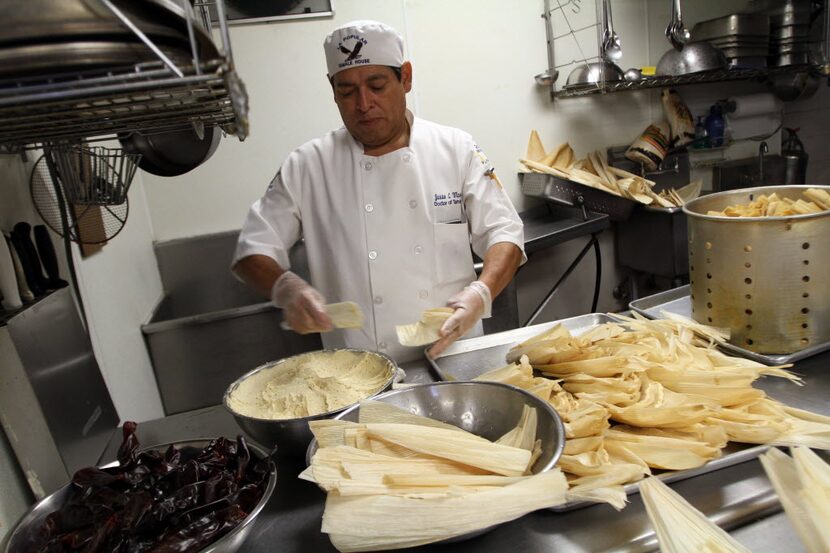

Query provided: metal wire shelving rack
[0,0,247,150]
[538,0,830,101]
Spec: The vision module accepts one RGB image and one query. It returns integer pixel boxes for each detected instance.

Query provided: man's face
[331,63,412,152]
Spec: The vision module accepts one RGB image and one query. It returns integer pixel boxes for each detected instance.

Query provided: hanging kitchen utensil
[51,144,139,206]
[666,0,690,50]
[30,153,130,245]
[119,124,221,177]
[601,0,622,61]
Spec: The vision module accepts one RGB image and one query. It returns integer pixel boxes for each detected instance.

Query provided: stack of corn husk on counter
[302,400,569,552]
[474,312,830,510]
[519,130,701,208]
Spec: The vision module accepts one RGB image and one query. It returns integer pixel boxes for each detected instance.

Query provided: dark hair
[329,65,403,85]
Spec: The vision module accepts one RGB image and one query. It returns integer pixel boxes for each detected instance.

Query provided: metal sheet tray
[521,172,636,222]
[428,313,770,511]
[629,285,830,365]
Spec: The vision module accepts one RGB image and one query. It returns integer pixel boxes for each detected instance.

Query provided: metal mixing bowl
[224,349,403,457]
[656,42,727,75]
[564,60,624,88]
[304,381,566,544]
[5,439,277,553]
[305,381,566,471]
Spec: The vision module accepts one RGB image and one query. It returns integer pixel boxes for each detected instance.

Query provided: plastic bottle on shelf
[693,116,708,149]
[705,105,725,148]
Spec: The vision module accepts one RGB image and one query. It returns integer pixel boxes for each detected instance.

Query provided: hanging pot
[119,125,221,177]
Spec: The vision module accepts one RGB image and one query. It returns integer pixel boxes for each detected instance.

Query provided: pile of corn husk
[639,476,752,553]
[707,188,830,217]
[302,400,569,552]
[519,130,699,208]
[474,312,830,510]
[760,447,830,553]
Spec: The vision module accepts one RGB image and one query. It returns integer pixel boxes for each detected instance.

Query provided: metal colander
[683,185,830,354]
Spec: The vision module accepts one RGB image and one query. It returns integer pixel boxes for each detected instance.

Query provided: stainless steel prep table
[96,351,828,553]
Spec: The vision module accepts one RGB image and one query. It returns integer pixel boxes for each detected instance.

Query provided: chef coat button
[419,289,429,299]
[409,200,417,208]
[413,245,423,255]
[402,154,411,163]
[374,296,383,304]
[364,161,373,171]
[368,250,378,260]
[378,341,387,350]
[365,203,374,213]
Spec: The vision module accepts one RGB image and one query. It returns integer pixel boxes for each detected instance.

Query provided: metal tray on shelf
[428,313,771,511]
[629,285,830,365]
[520,172,636,222]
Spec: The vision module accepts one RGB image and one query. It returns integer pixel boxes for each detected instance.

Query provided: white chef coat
[233,111,525,363]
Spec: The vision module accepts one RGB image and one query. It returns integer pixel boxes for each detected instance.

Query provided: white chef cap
[323,20,404,78]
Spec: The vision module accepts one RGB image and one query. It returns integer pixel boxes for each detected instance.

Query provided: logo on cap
[338,34,368,68]
[338,35,367,61]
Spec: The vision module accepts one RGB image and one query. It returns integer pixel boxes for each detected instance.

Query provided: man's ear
[401,62,413,93]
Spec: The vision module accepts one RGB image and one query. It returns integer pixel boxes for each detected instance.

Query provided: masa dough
[228,351,391,420]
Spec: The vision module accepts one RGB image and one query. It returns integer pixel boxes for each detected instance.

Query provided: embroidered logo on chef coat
[338,35,368,68]
[433,191,462,208]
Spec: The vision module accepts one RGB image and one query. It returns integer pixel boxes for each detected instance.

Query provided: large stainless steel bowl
[224,349,403,457]
[684,185,830,354]
[656,42,728,75]
[564,61,624,89]
[304,381,566,544]
[305,381,566,472]
[4,439,277,553]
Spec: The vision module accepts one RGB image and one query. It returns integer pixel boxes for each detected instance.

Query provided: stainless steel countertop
[98,353,828,553]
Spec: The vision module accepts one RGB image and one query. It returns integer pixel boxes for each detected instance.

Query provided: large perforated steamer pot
[683,185,830,354]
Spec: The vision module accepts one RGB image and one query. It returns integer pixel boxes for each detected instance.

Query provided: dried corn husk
[322,469,568,552]
[357,400,462,432]
[325,301,364,329]
[310,400,568,551]
[395,307,453,346]
[640,476,752,553]
[760,447,827,553]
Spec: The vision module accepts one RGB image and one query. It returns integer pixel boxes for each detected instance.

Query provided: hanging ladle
[665,0,690,51]
[601,0,622,61]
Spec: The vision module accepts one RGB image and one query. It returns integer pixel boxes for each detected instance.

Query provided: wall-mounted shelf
[539,0,830,101]
[553,64,817,99]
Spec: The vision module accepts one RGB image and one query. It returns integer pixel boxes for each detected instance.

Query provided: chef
[232,19,525,363]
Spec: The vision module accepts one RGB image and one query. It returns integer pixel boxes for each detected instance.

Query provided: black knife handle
[34,225,67,289]
[9,231,42,297]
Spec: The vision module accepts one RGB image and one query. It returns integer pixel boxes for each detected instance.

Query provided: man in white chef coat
[232,20,525,363]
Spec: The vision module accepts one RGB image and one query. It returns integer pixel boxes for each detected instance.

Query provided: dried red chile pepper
[25,423,270,553]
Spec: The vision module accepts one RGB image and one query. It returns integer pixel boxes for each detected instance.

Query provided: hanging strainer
[50,144,140,206]
[30,154,130,245]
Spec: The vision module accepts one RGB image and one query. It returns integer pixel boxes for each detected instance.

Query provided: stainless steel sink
[142,231,321,416]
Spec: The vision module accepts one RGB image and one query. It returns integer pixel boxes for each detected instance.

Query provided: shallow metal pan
[428,313,776,510]
[692,14,770,42]
[629,285,830,365]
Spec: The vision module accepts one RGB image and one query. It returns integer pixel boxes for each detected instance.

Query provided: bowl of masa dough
[224,349,403,457]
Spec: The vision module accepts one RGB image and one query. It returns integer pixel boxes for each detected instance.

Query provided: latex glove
[271,271,332,334]
[428,281,492,358]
